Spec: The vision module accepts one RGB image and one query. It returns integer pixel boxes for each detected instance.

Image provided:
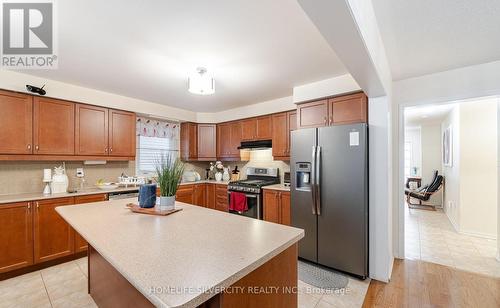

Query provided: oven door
[227,191,262,219]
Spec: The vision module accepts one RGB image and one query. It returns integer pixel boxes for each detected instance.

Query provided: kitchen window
[135,117,180,175]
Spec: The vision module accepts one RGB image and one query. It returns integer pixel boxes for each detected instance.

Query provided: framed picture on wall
[443,125,453,166]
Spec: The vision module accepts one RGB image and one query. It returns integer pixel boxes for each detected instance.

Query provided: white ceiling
[404,103,456,126]
[373,0,500,80]
[24,0,346,112]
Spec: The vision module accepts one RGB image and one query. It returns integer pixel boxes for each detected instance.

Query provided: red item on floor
[229,191,248,212]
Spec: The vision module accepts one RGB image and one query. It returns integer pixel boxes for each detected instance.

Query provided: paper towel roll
[43,169,52,182]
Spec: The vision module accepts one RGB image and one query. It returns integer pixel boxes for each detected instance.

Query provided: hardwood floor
[362,258,500,308]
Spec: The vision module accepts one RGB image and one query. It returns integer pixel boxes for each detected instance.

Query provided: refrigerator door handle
[311,145,317,215]
[316,145,321,215]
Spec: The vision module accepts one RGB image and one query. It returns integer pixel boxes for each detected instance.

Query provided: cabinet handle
[27,144,31,150]
[36,202,39,209]
[35,145,39,151]
[105,148,108,153]
[324,117,327,125]
[110,148,113,153]
[329,115,333,125]
[27,202,31,210]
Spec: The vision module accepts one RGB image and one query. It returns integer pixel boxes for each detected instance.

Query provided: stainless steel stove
[227,167,280,219]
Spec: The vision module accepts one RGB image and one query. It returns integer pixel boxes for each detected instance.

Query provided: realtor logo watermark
[1,0,57,68]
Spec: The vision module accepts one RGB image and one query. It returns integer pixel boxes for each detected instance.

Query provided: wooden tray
[125,203,182,216]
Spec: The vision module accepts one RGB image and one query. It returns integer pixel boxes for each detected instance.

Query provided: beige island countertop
[56,198,304,308]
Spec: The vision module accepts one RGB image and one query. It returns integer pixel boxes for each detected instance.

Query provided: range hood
[237,140,272,150]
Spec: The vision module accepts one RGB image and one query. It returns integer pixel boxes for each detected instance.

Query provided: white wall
[421,124,443,204]
[0,70,197,122]
[292,74,360,103]
[442,107,461,229]
[459,100,498,238]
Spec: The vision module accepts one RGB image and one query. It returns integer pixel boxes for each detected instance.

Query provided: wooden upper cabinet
[0,202,33,273]
[216,123,231,158]
[256,115,272,140]
[33,97,75,155]
[0,91,33,154]
[75,104,108,156]
[229,121,242,157]
[241,116,272,141]
[109,109,136,157]
[272,112,288,158]
[297,99,328,129]
[329,92,368,125]
[197,124,216,161]
[180,122,198,161]
[34,197,75,264]
[288,111,297,132]
[240,118,257,141]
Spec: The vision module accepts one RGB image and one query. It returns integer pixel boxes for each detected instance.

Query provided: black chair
[404,171,444,209]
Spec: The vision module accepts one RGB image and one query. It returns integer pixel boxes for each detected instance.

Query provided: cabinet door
[0,91,33,154]
[176,185,194,204]
[73,194,108,253]
[193,184,206,207]
[256,116,272,140]
[215,185,228,212]
[240,118,257,141]
[271,112,288,158]
[280,192,291,226]
[297,99,328,129]
[180,122,198,160]
[75,104,108,155]
[263,190,280,224]
[109,109,136,157]
[205,184,216,209]
[216,123,231,158]
[229,121,242,157]
[329,92,368,125]
[0,202,33,273]
[197,124,216,160]
[34,197,74,263]
[287,111,297,156]
[33,97,75,155]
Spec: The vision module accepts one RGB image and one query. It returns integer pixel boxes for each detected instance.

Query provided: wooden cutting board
[125,203,182,216]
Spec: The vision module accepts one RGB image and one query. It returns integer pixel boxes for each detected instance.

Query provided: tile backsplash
[0,161,135,195]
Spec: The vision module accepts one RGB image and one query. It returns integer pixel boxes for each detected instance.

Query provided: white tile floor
[0,257,370,308]
[405,205,500,277]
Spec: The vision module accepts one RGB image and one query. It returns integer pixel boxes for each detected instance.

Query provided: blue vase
[138,184,157,208]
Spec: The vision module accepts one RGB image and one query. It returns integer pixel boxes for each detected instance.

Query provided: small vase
[215,172,223,181]
[222,168,230,181]
[158,196,175,211]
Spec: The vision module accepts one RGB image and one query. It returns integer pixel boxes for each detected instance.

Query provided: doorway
[401,98,499,277]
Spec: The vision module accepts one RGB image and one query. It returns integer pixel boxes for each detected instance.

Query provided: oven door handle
[227,192,259,198]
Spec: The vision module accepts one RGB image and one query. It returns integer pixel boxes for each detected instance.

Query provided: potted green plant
[155,154,185,210]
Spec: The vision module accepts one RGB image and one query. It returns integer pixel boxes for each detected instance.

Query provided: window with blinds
[136,135,179,175]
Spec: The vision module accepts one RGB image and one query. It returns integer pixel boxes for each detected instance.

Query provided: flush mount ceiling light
[188,67,215,95]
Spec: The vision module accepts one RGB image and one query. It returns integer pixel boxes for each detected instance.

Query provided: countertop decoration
[155,154,185,210]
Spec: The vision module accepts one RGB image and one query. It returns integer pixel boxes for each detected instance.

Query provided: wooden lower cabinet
[215,184,228,212]
[263,190,291,226]
[205,184,216,209]
[34,197,75,264]
[176,185,194,204]
[0,202,33,273]
[73,194,108,253]
[193,184,206,207]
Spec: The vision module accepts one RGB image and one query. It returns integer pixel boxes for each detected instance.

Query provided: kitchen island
[56,198,304,308]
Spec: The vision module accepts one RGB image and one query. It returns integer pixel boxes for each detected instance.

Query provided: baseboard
[445,210,460,233]
[458,229,497,240]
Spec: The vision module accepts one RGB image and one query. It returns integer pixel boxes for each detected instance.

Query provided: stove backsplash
[185,149,290,183]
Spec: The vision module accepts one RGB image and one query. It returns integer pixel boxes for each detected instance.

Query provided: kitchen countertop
[262,184,291,192]
[56,198,304,308]
[0,186,140,205]
[0,180,230,205]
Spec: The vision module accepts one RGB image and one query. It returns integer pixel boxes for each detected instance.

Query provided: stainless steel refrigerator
[291,123,368,279]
